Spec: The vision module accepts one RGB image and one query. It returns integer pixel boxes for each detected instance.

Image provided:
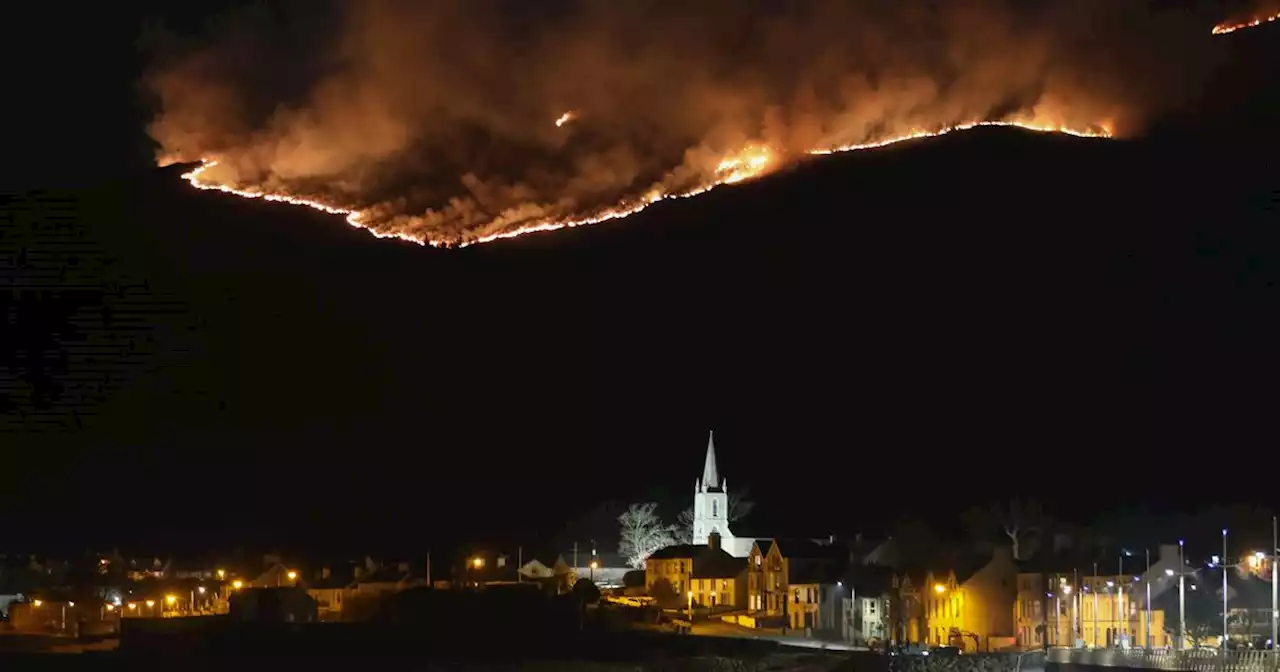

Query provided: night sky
[3,1,1279,559]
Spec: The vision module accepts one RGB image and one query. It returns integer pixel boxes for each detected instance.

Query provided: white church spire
[702,430,720,489]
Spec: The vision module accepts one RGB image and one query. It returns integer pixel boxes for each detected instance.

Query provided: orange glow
[555,111,575,127]
[715,145,774,185]
[178,117,1110,249]
[1213,11,1280,34]
[934,584,946,593]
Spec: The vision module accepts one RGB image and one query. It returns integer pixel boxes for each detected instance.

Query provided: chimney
[708,531,722,552]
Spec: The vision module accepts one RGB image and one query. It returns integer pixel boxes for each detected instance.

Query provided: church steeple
[702,431,720,490]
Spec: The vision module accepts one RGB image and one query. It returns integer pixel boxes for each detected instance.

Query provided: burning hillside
[146,0,1217,248]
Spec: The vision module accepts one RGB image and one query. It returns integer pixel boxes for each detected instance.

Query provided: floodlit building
[689,432,762,558]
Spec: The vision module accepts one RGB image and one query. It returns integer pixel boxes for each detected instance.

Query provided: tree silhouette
[618,503,677,568]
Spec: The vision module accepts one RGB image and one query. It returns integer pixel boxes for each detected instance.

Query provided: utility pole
[1093,562,1099,648]
[518,547,523,584]
[1042,573,1050,654]
[1223,529,1229,649]
[1145,549,1152,649]
[1118,556,1125,647]
[426,550,431,587]
[573,542,579,573]
[1179,540,1187,651]
[1272,516,1277,672]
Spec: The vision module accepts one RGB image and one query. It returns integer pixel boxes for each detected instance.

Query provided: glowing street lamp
[286,570,298,581]
[32,600,42,608]
[216,569,226,580]
[934,584,946,594]
[231,580,243,590]
[471,557,484,569]
[590,560,598,583]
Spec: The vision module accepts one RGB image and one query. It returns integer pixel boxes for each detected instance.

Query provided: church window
[712,500,717,517]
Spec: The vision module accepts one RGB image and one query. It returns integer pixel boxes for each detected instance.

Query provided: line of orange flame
[180,118,1111,248]
[1212,10,1280,34]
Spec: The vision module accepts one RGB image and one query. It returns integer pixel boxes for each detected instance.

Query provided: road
[690,618,867,651]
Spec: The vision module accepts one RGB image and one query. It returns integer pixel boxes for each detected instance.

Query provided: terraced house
[900,548,1018,651]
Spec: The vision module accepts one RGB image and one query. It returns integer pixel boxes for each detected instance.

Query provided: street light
[589,560,598,583]
[286,570,297,582]
[232,580,243,590]
[934,584,946,594]
[216,569,226,580]
[32,600,42,608]
[1233,518,1280,670]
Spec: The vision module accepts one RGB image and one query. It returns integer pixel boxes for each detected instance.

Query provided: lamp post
[1064,584,1075,646]
[1152,547,1162,647]
[590,560,598,584]
[1165,540,1189,651]
[1243,520,1280,671]
[1093,562,1100,648]
[1223,529,1229,650]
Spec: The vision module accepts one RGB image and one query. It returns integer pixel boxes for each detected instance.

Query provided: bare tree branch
[618,503,678,569]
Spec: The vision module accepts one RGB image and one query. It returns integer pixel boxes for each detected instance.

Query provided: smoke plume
[144,0,1216,246]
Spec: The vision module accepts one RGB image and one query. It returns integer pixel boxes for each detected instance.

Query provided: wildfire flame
[555,111,575,128]
[716,146,774,184]
[179,118,1111,249]
[1212,10,1280,34]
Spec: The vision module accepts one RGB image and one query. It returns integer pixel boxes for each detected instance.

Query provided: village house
[746,537,843,627]
[645,533,748,608]
[901,548,1018,652]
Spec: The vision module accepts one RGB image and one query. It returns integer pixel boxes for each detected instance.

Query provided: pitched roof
[753,540,775,557]
[848,565,895,597]
[648,544,700,560]
[772,538,835,559]
[357,565,408,584]
[692,548,746,579]
[789,558,845,585]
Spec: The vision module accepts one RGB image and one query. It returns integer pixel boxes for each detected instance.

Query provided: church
[690,431,763,558]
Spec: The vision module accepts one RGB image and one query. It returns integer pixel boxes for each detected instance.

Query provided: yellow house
[1014,571,1170,650]
[747,538,842,622]
[646,546,695,603]
[909,548,1018,651]
[647,533,748,609]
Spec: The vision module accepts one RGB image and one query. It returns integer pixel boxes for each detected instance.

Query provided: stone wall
[891,653,1030,672]
[1047,648,1275,672]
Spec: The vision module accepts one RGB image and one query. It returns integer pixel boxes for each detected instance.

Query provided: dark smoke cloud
[144,0,1219,245]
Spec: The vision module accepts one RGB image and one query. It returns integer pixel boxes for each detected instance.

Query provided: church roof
[701,431,720,489]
